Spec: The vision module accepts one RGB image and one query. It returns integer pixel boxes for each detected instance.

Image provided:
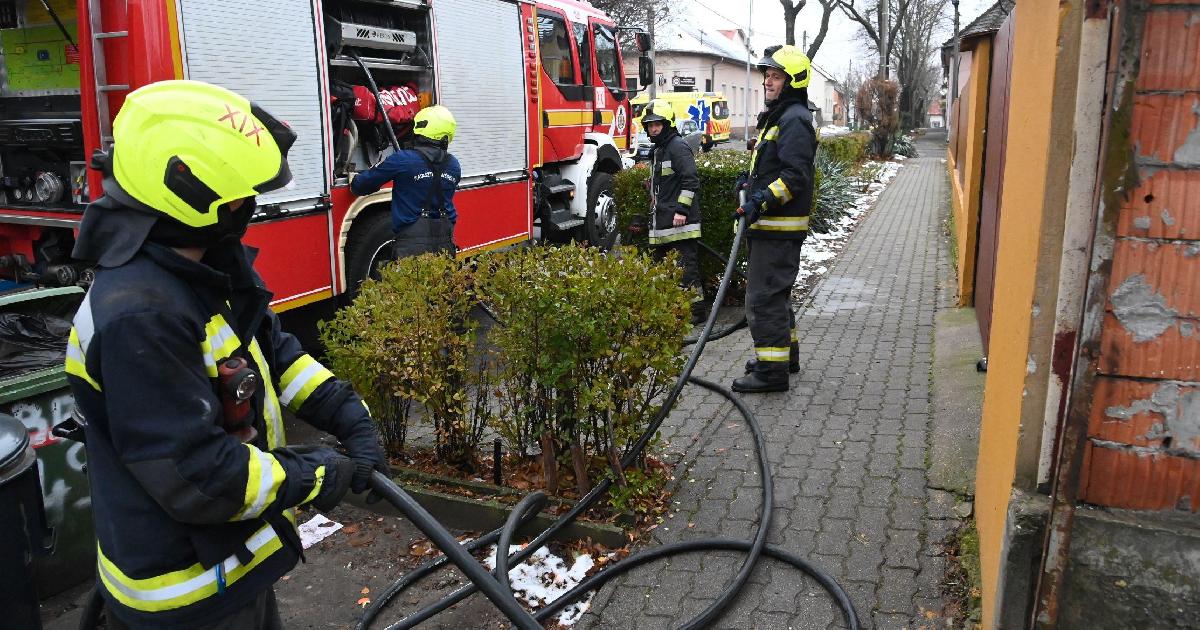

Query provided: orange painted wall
[948,40,993,306]
[974,2,1064,627]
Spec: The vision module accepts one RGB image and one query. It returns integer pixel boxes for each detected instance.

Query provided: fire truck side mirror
[635,32,652,55]
[639,58,654,91]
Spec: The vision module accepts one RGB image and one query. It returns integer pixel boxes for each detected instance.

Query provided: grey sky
[678,0,996,79]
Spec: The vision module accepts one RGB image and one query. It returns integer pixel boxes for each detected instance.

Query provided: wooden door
[974,12,1016,353]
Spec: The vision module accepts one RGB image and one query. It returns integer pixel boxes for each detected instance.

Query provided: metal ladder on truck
[87,0,130,148]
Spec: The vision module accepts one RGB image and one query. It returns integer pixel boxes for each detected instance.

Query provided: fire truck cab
[0,0,651,311]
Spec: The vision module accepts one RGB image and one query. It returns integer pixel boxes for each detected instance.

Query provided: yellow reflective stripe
[749,216,810,232]
[763,126,780,141]
[545,110,592,126]
[648,223,701,245]
[790,329,798,343]
[199,315,239,378]
[768,179,793,203]
[756,347,790,361]
[678,190,695,207]
[661,167,675,176]
[236,445,285,520]
[278,354,334,411]
[65,328,101,391]
[302,465,327,505]
[96,522,283,613]
[247,340,285,450]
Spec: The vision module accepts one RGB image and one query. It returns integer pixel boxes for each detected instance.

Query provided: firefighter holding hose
[66,80,387,628]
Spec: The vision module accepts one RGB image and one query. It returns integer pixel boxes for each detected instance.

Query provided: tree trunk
[540,432,559,495]
[570,444,590,496]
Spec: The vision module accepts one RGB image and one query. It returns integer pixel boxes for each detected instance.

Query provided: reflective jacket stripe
[748,216,810,232]
[755,347,791,361]
[66,329,101,391]
[236,445,285,520]
[96,519,287,612]
[247,339,285,451]
[648,223,702,245]
[768,179,793,204]
[677,190,695,207]
[279,355,334,411]
[200,316,239,378]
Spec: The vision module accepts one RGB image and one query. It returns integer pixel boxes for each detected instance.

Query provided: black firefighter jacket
[746,99,817,240]
[65,240,375,628]
[649,131,701,245]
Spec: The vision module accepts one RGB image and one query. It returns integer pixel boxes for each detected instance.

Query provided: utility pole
[949,0,960,131]
[648,6,657,98]
[743,0,753,144]
[878,0,890,79]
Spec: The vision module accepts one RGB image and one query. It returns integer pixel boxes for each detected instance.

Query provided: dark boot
[744,343,800,374]
[731,369,789,393]
[691,301,710,326]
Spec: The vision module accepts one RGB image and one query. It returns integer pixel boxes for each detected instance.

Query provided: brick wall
[1080,2,1200,511]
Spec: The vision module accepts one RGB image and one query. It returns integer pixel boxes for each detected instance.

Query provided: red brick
[1131,93,1200,164]
[1138,10,1200,91]
[1098,312,1200,381]
[1082,443,1200,511]
[1118,168,1200,240]
[1108,239,1200,318]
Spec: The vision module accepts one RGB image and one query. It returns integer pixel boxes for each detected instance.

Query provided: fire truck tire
[583,171,617,250]
[344,210,395,295]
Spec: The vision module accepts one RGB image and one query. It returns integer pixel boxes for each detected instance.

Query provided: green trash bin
[0,286,94,597]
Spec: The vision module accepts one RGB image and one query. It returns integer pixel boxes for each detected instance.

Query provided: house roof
[657,21,753,64]
[960,0,1015,40]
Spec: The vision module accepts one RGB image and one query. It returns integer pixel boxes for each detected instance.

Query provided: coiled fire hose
[359,215,862,629]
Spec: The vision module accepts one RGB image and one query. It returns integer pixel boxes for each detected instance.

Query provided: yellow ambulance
[631,91,731,159]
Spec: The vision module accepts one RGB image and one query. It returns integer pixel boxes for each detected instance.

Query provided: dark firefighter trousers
[745,236,804,373]
[393,215,455,259]
[651,240,705,313]
[109,589,282,630]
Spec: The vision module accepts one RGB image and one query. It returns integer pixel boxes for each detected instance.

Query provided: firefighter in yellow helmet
[641,99,706,324]
[732,45,818,393]
[68,80,387,628]
[351,104,462,260]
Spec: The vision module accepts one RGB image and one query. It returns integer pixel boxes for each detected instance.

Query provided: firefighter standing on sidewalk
[67,80,388,629]
[732,45,818,393]
[351,105,462,258]
[642,99,707,325]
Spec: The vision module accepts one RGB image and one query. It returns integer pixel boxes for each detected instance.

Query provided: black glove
[733,200,761,225]
[733,171,749,195]
[274,445,356,511]
[340,425,389,494]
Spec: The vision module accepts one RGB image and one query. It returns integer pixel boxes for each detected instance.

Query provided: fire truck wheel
[344,210,395,295]
[584,171,617,250]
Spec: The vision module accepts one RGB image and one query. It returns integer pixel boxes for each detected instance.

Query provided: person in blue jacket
[66,80,388,629]
[350,105,461,258]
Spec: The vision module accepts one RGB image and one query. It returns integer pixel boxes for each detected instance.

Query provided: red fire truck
[0,0,651,312]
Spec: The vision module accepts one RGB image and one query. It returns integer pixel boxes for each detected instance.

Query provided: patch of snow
[483,544,605,626]
[793,159,903,289]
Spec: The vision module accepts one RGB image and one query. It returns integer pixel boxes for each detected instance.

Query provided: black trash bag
[0,312,72,378]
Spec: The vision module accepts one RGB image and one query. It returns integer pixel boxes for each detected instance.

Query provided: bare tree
[836,0,910,77]
[777,0,839,61]
[591,0,671,31]
[890,0,949,129]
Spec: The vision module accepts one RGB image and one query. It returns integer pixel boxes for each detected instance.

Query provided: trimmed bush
[818,132,870,166]
[476,246,688,496]
[319,254,491,470]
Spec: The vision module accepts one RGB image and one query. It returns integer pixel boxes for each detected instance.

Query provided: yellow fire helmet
[413,105,456,145]
[640,99,676,127]
[110,80,296,228]
[758,45,811,89]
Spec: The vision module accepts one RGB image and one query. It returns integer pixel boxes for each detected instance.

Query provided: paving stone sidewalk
[581,134,956,629]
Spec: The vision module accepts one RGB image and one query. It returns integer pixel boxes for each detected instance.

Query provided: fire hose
[356,215,861,629]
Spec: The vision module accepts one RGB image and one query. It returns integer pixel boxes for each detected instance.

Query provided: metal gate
[973,11,1016,352]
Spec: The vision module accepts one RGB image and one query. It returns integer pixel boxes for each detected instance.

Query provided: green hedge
[817,131,870,166]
